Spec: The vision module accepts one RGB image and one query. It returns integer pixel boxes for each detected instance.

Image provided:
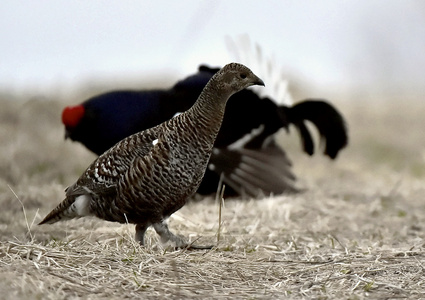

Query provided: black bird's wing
[207,139,298,198]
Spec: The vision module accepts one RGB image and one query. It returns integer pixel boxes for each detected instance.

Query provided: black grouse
[39,63,265,248]
[62,65,348,197]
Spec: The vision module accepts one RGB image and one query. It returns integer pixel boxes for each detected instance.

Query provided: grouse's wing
[66,124,164,198]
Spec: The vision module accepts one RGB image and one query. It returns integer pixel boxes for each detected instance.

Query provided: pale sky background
[1,1,424,101]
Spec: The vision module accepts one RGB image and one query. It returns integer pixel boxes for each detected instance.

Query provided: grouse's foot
[152,221,212,250]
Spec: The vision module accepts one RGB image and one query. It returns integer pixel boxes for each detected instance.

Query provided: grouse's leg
[135,223,149,246]
[152,221,212,250]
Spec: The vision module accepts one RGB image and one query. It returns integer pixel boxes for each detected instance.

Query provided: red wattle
[62,105,85,128]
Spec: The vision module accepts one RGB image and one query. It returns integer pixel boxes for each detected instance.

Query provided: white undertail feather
[72,195,92,217]
[225,34,293,106]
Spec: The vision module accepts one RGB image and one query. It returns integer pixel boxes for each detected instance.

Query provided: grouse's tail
[209,140,298,198]
[38,195,90,225]
[38,201,69,225]
[279,100,348,159]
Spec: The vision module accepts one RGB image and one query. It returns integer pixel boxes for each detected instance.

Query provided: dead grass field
[0,90,424,299]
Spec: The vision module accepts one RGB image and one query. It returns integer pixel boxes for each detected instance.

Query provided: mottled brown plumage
[39,63,264,248]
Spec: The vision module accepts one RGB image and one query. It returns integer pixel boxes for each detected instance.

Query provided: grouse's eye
[240,73,247,79]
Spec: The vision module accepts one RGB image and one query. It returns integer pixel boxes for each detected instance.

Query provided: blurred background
[1,0,424,103]
[1,0,424,190]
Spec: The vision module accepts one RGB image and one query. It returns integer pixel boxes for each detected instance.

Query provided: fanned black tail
[279,99,348,159]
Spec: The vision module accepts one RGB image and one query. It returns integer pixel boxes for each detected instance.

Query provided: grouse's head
[214,63,264,95]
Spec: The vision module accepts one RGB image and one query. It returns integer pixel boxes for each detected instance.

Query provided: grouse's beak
[256,78,265,87]
[253,76,265,87]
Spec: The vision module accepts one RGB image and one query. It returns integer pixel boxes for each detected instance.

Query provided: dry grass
[0,90,425,299]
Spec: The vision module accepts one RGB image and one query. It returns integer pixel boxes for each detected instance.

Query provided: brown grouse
[39,63,264,248]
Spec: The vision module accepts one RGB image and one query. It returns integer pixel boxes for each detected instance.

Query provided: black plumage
[62,65,348,197]
[39,63,265,248]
